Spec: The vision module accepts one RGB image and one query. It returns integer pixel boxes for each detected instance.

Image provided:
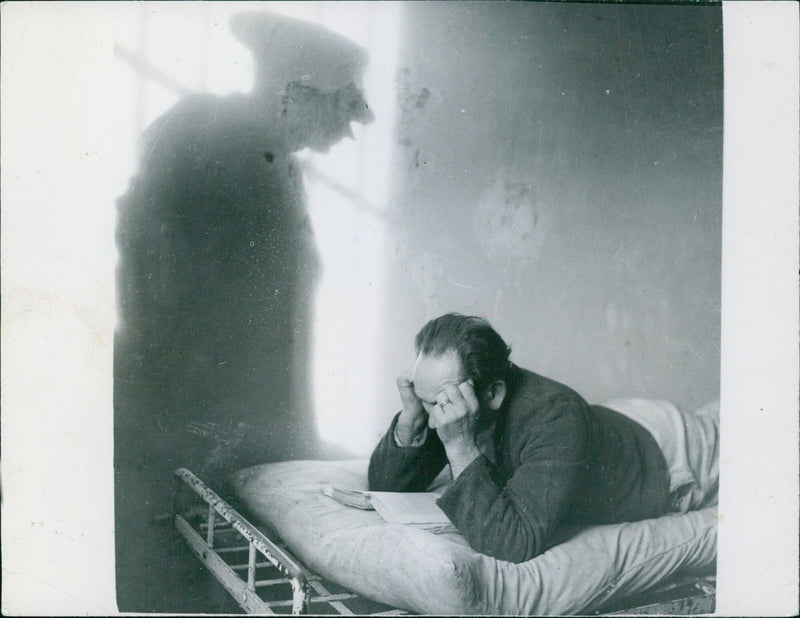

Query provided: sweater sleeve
[435,400,589,563]
[368,412,448,492]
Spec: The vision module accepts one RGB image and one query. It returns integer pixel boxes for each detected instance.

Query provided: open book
[322,485,457,534]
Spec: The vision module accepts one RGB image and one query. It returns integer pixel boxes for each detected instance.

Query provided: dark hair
[415,313,512,390]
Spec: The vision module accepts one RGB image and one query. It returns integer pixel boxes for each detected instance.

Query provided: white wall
[371,2,724,439]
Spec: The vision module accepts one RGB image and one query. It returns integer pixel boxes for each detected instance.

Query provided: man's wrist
[394,415,428,447]
[445,443,481,479]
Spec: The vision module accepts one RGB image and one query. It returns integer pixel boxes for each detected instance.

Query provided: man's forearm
[445,443,482,479]
[368,412,447,491]
[395,412,428,446]
[436,457,550,563]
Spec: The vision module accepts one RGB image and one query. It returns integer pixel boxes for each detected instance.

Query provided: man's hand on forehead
[395,373,429,446]
[428,380,478,430]
[439,378,474,402]
[428,380,482,478]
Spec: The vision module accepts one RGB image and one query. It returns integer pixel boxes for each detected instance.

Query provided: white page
[369,491,450,524]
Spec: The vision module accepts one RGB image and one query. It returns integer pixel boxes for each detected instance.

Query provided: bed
[173,455,716,615]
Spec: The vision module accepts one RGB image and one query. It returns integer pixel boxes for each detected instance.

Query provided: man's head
[280,81,372,152]
[230,11,373,152]
[412,313,512,414]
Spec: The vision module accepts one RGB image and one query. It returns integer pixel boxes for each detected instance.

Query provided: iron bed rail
[174,467,313,613]
[173,467,409,615]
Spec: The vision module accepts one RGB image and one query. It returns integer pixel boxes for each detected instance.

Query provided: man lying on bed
[368,313,719,563]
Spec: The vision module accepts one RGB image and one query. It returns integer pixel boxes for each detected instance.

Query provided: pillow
[230,459,716,615]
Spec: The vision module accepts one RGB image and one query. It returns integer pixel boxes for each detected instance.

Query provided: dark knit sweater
[368,365,670,563]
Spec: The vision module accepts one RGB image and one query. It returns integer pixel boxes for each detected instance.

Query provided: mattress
[230,458,716,615]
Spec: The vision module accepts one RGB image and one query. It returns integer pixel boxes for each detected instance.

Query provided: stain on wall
[474,170,547,266]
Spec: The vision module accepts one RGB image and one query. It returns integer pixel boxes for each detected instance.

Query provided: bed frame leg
[207,505,216,548]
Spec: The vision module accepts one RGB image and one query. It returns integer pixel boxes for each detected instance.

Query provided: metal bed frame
[173,467,715,615]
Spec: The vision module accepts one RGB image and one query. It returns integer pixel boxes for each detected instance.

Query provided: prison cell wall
[371,2,722,437]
